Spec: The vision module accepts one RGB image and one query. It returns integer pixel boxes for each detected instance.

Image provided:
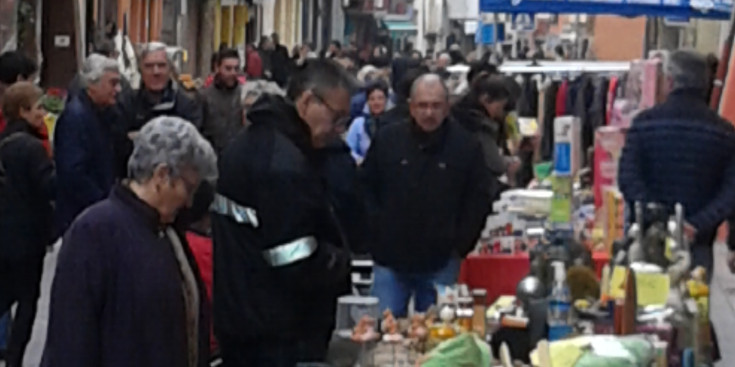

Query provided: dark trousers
[0,258,44,367]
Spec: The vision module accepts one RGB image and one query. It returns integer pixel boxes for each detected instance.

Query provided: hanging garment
[606,76,619,125]
[540,81,560,161]
[556,80,569,117]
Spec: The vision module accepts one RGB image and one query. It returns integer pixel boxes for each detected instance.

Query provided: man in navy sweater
[619,50,735,275]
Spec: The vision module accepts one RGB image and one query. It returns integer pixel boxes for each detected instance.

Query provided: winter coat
[361,118,492,273]
[117,81,202,176]
[0,119,55,261]
[54,92,117,234]
[120,81,202,132]
[212,94,351,342]
[201,82,244,154]
[41,185,210,367]
[619,88,735,236]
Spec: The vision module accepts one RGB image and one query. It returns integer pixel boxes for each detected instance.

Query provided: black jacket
[212,94,350,341]
[318,138,369,255]
[0,119,55,261]
[362,119,492,273]
[117,82,202,176]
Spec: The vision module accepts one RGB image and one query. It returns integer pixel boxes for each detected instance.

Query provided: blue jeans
[372,258,461,318]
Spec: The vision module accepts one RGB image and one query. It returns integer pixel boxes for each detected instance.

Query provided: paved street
[5,242,735,366]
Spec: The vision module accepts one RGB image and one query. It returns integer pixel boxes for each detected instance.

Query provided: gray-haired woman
[42,116,216,367]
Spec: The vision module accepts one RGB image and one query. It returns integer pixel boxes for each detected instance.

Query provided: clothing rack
[499,61,631,74]
[447,61,631,75]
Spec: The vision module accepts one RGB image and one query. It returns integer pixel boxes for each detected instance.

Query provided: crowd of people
[0,36,733,367]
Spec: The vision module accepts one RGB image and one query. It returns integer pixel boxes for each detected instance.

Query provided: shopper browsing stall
[619,50,735,275]
[212,60,353,365]
[362,74,492,317]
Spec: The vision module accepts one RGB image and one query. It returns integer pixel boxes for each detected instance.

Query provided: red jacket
[246,50,263,78]
[185,231,217,354]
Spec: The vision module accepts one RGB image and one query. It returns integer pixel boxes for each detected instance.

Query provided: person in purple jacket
[42,116,217,367]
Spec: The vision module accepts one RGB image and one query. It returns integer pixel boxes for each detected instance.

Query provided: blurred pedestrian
[122,42,202,132]
[0,51,38,134]
[258,36,274,79]
[271,33,292,87]
[451,74,514,197]
[0,82,55,367]
[201,48,245,154]
[119,42,202,175]
[246,43,263,78]
[67,39,132,101]
[42,116,216,367]
[346,80,390,163]
[213,60,353,365]
[620,50,735,276]
[362,74,491,317]
[54,54,121,234]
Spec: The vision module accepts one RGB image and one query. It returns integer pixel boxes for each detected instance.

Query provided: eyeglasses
[312,91,350,128]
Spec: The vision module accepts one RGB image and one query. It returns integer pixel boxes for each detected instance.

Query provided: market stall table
[459,252,610,303]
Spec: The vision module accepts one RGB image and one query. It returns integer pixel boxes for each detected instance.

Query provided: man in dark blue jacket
[619,50,735,274]
[54,54,122,235]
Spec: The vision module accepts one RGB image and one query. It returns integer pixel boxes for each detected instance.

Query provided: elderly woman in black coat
[0,81,55,367]
[42,116,217,367]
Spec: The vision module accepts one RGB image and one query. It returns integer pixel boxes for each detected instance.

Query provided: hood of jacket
[247,93,315,158]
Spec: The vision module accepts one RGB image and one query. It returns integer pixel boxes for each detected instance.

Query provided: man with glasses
[362,73,491,317]
[213,59,354,366]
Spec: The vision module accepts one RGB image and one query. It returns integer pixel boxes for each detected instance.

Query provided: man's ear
[295,90,313,118]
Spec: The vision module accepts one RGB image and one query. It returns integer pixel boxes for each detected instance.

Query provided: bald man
[361,74,492,317]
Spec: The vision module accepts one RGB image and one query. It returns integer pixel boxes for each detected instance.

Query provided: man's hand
[507,157,521,175]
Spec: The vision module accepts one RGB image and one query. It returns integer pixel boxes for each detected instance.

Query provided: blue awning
[480,0,732,19]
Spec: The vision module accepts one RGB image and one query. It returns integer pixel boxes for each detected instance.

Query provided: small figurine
[381,309,403,342]
[381,309,398,334]
[351,315,379,343]
[408,314,429,341]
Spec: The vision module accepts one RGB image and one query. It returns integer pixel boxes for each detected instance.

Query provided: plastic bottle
[547,261,574,341]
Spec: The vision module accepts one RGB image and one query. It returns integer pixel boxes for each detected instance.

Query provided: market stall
[459,252,610,304]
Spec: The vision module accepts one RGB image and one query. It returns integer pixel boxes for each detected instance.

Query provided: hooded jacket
[212,94,350,341]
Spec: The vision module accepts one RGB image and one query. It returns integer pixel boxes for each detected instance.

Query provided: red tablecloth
[459,252,610,303]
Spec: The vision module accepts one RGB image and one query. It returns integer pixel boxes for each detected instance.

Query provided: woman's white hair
[80,54,120,87]
[128,116,217,182]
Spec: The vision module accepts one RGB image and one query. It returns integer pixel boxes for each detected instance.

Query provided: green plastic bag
[420,334,492,367]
